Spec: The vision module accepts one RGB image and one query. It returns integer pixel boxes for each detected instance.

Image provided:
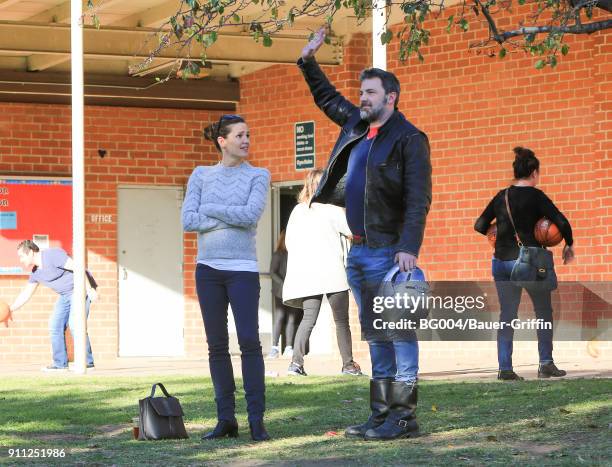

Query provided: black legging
[292,290,353,367]
[272,297,300,348]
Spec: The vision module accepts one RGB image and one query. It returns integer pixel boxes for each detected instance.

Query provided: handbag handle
[150,382,172,398]
[383,264,426,284]
[504,188,524,247]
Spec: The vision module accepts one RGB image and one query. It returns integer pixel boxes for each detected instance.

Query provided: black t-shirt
[474,185,573,260]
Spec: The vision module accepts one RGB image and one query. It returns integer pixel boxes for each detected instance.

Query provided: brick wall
[0,105,220,363]
[241,15,611,283]
[0,5,610,365]
[238,12,612,362]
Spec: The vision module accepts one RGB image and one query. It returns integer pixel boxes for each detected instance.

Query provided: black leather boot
[249,420,271,441]
[364,381,418,441]
[345,379,392,438]
[201,420,239,440]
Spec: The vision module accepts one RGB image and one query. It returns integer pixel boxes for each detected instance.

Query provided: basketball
[0,301,10,323]
[534,217,562,247]
[486,223,497,248]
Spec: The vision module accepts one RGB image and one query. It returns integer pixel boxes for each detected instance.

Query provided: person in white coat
[283,169,362,376]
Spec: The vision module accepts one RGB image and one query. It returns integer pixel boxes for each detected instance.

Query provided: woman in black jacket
[474,147,575,380]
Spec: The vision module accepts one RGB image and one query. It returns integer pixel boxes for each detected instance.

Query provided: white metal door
[118,186,184,356]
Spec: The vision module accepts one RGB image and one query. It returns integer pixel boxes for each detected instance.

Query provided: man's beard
[359,102,384,122]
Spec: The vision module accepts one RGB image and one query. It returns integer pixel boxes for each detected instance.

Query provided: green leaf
[499,47,506,59]
[173,24,183,39]
[92,15,100,29]
[549,56,557,68]
[200,31,217,47]
[446,15,454,33]
[561,44,569,56]
[518,0,525,4]
[335,0,341,8]
[381,30,393,45]
[459,18,469,32]
[263,34,273,47]
[535,59,546,69]
[232,14,241,23]
[87,0,94,8]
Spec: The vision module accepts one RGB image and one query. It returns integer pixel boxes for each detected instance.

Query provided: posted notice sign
[295,121,315,170]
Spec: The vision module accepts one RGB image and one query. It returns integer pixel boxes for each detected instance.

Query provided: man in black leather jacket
[298,27,432,441]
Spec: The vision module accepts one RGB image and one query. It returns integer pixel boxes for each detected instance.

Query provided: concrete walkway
[3,353,610,380]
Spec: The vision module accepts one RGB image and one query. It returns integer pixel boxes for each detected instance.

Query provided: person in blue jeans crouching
[9,240,96,371]
[298,27,432,440]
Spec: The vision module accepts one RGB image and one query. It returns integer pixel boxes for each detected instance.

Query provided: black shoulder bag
[504,189,558,292]
[138,383,189,440]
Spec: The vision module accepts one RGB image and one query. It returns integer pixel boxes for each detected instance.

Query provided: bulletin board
[0,177,72,275]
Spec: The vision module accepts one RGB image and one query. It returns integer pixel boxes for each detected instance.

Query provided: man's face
[359,77,392,123]
[17,248,35,269]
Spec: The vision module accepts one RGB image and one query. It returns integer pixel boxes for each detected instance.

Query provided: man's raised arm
[298,27,358,127]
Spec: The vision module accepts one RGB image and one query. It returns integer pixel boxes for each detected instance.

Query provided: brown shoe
[498,370,524,381]
[538,363,566,378]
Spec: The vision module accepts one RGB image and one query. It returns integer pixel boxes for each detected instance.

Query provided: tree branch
[474,0,504,43]
[499,18,612,41]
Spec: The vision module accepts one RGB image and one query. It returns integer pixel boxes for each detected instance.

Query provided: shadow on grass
[0,376,610,465]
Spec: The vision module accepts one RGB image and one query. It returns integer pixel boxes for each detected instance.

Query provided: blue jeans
[195,264,265,423]
[492,258,554,370]
[49,294,94,368]
[346,244,419,383]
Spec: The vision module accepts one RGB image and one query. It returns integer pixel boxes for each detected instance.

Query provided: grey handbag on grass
[504,189,558,292]
[138,383,189,440]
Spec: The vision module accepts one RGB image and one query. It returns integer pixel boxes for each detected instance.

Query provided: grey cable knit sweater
[182,161,270,271]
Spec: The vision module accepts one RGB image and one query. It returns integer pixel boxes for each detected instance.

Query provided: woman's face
[218,122,250,159]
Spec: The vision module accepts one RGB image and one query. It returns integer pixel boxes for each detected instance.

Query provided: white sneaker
[267,346,280,359]
[42,365,68,372]
[282,346,294,358]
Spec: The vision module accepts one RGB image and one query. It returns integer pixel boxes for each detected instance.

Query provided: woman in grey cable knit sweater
[182,115,271,441]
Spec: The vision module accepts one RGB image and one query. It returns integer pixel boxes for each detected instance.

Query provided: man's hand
[2,308,13,328]
[301,26,327,61]
[395,252,417,272]
[562,245,575,265]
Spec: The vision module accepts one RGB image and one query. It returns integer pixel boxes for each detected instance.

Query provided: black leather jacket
[298,58,432,256]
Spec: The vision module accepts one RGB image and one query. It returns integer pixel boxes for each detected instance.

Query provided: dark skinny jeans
[195,264,265,423]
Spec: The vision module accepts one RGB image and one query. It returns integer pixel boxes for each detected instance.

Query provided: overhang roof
[0,0,380,108]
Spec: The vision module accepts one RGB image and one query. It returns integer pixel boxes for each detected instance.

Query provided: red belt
[352,235,366,245]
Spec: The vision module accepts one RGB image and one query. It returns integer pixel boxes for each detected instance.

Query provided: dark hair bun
[203,123,219,142]
[512,146,539,179]
[513,146,535,159]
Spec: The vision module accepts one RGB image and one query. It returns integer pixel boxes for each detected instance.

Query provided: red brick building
[0,5,610,365]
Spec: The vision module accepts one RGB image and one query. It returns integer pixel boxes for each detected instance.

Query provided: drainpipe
[373,0,387,70]
[71,0,87,374]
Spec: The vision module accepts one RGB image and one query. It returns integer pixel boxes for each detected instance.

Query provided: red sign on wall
[0,177,72,275]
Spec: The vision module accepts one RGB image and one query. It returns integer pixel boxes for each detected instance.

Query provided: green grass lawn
[0,376,610,466]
